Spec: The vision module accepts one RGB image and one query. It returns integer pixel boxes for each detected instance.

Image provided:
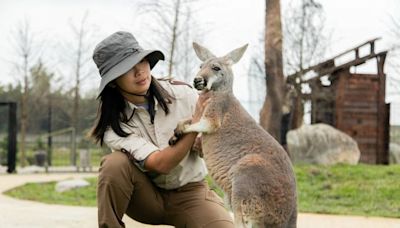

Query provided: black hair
[90,77,174,146]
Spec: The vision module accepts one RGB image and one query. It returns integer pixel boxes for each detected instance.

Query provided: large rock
[389,143,400,164]
[286,123,360,165]
[55,179,90,192]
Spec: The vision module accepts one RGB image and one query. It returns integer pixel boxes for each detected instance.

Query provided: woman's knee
[98,151,149,185]
[99,151,134,180]
[101,151,131,169]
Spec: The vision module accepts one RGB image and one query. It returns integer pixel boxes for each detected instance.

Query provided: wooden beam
[290,51,387,84]
[287,37,383,83]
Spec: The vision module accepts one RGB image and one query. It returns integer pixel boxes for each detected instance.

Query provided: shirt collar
[125,96,159,113]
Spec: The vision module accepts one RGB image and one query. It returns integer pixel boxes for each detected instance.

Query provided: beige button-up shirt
[103,80,208,190]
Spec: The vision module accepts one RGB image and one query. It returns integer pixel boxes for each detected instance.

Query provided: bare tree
[29,60,53,133]
[283,0,328,128]
[260,0,285,142]
[244,0,328,141]
[283,0,327,75]
[247,35,266,121]
[135,0,206,80]
[169,0,181,77]
[181,10,193,81]
[11,19,39,167]
[68,11,94,133]
[176,6,198,82]
[387,5,400,92]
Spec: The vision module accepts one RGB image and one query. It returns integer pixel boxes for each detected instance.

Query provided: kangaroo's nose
[193,77,206,90]
[193,77,203,84]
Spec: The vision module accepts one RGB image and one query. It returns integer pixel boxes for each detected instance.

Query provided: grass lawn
[5,178,98,207]
[4,164,400,218]
[296,164,400,218]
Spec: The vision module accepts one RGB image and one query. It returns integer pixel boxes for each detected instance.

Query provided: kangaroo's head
[192,42,248,92]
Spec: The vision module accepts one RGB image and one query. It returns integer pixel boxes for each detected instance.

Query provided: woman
[90,31,234,228]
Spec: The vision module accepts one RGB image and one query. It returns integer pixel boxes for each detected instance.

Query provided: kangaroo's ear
[193,42,216,62]
[223,44,248,65]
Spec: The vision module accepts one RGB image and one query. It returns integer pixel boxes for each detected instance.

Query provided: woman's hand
[148,93,211,173]
[168,92,210,147]
[168,93,210,146]
[192,92,211,123]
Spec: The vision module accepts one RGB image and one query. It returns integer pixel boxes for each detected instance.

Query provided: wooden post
[376,53,388,164]
[71,127,77,166]
[47,94,52,166]
[6,102,17,173]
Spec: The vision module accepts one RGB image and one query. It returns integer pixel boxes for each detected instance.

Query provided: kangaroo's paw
[168,128,184,146]
[168,134,180,146]
[168,119,192,146]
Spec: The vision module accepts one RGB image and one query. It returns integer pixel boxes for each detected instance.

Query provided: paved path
[1,173,399,228]
[0,173,169,228]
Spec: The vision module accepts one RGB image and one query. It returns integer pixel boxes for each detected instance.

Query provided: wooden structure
[287,38,390,164]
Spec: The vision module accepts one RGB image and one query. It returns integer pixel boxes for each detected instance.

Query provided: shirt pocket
[122,122,143,137]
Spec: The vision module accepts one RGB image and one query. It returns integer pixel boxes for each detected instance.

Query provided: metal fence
[0,128,110,173]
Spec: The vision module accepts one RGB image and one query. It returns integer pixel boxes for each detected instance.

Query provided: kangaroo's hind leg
[285,204,297,228]
[230,157,266,228]
[230,180,257,228]
[231,205,249,228]
[231,154,290,228]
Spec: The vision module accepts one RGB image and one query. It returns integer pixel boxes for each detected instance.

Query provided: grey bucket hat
[93,31,165,96]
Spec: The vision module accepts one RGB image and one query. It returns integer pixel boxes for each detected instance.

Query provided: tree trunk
[292,90,304,129]
[20,64,28,167]
[73,76,79,132]
[71,12,88,136]
[168,0,181,77]
[260,0,285,142]
[15,19,35,167]
[73,39,81,133]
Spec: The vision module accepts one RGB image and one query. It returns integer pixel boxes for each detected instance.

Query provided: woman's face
[115,59,151,97]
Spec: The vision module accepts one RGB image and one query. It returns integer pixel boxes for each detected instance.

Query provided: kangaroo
[169,43,297,228]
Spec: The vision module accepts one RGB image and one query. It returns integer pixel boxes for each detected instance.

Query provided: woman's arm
[144,133,198,174]
[144,93,209,174]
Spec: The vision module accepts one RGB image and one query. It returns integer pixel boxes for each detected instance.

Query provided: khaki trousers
[97,151,234,228]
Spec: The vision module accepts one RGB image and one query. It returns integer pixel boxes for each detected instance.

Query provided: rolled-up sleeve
[104,128,159,162]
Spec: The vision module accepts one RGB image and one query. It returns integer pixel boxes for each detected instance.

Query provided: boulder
[55,179,90,193]
[286,123,360,165]
[389,143,400,164]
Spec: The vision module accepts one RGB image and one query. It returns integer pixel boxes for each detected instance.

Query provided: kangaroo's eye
[200,64,203,69]
[212,66,221,71]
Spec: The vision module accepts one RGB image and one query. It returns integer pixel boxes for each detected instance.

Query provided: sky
[0,0,399,124]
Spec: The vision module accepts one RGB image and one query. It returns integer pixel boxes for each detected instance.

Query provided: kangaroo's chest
[201,131,240,192]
